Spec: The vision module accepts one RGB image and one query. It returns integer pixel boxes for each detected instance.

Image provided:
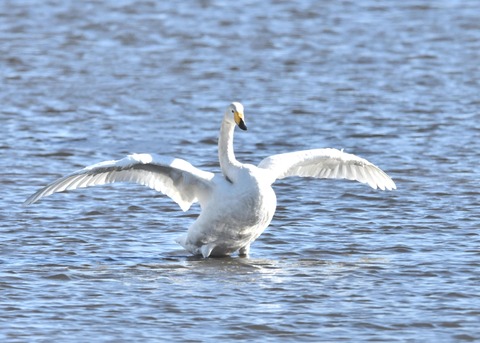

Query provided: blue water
[2,0,479,342]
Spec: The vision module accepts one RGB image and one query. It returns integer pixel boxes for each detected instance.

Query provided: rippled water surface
[2,0,480,342]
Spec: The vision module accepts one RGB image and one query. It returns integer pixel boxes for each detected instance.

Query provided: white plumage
[24,102,396,257]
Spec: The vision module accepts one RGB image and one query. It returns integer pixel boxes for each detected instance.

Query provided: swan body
[24,102,396,257]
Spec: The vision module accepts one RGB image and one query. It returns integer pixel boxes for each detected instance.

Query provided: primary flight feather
[25,102,396,257]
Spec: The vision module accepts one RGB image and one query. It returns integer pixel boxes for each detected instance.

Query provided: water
[2,0,479,341]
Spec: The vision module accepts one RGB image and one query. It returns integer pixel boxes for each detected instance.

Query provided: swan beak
[234,111,247,131]
[238,119,247,131]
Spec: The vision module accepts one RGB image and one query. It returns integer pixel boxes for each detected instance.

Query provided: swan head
[225,102,247,131]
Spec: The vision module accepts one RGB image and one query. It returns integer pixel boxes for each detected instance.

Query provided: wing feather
[257,148,396,190]
[24,153,215,211]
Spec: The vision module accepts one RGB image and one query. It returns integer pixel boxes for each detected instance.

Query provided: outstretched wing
[24,153,215,211]
[257,148,396,190]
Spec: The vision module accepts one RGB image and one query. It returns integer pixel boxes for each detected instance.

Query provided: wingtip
[23,190,43,206]
[381,181,396,191]
[388,178,397,191]
[22,196,36,207]
[372,178,396,191]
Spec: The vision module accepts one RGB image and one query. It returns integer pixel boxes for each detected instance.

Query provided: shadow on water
[42,249,394,288]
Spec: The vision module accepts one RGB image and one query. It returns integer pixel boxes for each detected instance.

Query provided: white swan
[24,102,396,257]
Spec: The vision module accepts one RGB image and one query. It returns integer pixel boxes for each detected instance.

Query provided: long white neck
[218,118,241,181]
